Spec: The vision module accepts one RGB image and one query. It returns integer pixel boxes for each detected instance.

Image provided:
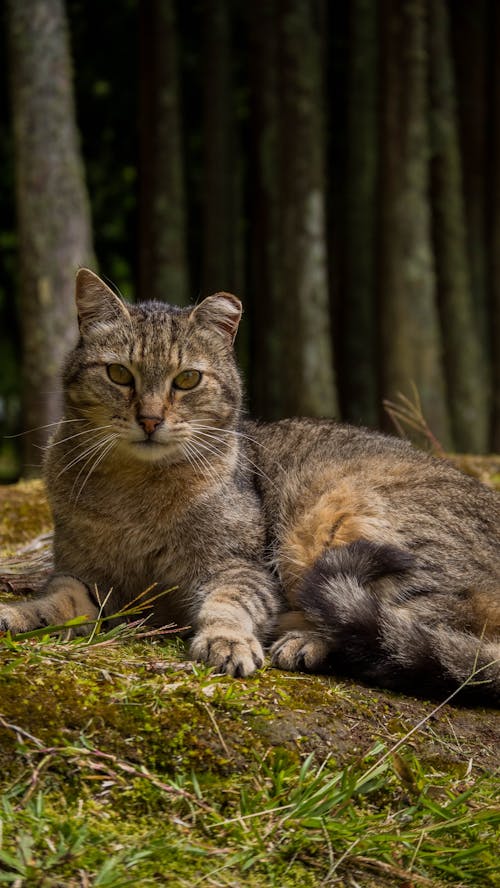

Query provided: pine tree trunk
[343,0,379,427]
[379,0,452,448]
[276,0,338,418]
[428,0,489,452]
[139,0,189,305]
[7,0,95,474]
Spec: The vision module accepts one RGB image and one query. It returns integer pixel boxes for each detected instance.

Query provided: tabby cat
[1,269,499,703]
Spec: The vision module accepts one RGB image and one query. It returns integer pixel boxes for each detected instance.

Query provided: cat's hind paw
[271,630,331,672]
[190,628,264,677]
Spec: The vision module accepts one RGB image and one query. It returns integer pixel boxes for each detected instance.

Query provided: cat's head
[62,269,243,465]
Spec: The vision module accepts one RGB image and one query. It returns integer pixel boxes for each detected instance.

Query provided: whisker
[185,442,221,486]
[183,440,224,488]
[189,422,283,468]
[190,434,230,459]
[69,434,119,497]
[182,441,210,483]
[43,424,114,449]
[190,422,285,474]
[74,437,119,504]
[49,430,113,467]
[35,425,114,456]
[189,422,265,449]
[188,436,236,482]
[55,433,117,481]
[191,428,279,489]
[4,418,86,439]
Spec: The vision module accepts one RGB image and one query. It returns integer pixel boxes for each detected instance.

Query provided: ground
[0,464,499,887]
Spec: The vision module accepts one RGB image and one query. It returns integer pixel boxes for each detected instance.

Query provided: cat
[0,268,280,677]
[0,269,499,703]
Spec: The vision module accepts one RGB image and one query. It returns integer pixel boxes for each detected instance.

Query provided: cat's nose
[138,415,163,437]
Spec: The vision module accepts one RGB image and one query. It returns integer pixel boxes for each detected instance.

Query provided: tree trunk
[379,0,452,448]
[7,0,95,474]
[342,0,379,427]
[248,0,281,418]
[489,1,500,450]
[138,0,189,305]
[428,0,489,452]
[201,0,243,297]
[450,0,490,366]
[276,0,338,418]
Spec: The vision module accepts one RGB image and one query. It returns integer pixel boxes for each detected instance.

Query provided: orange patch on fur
[278,482,402,604]
[469,589,500,638]
[277,610,316,634]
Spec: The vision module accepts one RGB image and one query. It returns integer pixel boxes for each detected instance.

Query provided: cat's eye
[173,369,202,391]
[107,363,134,386]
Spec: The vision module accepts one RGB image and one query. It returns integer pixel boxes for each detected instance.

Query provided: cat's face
[62,270,243,465]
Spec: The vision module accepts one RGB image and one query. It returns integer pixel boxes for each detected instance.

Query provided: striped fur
[2,271,499,702]
[246,418,500,704]
[0,270,279,676]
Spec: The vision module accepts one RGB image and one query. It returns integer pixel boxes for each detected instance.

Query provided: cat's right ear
[75,268,130,335]
[189,292,242,345]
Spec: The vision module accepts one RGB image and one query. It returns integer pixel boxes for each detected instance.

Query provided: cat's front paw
[0,576,98,637]
[190,628,264,677]
[0,602,35,635]
[271,630,331,672]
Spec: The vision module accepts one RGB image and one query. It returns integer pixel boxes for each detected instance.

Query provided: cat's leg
[271,540,415,673]
[0,575,99,635]
[271,629,333,672]
[190,562,280,677]
[269,609,333,671]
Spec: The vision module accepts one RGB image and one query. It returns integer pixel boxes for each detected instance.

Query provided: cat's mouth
[134,437,171,451]
[128,436,183,463]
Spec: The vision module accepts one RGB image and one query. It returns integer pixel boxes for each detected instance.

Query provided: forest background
[1,0,499,480]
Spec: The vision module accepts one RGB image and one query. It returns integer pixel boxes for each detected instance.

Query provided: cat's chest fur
[47,452,264,616]
[49,464,213,595]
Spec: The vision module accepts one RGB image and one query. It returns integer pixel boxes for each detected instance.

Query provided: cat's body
[247,418,500,702]
[1,269,499,702]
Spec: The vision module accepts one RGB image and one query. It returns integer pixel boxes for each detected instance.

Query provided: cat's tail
[297,539,500,706]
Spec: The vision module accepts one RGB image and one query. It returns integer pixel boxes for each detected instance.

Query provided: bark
[139,0,189,305]
[379,0,452,448]
[342,0,379,427]
[248,0,281,418]
[489,2,500,450]
[201,0,243,297]
[428,0,489,452]
[7,0,95,474]
[450,0,490,364]
[276,0,338,418]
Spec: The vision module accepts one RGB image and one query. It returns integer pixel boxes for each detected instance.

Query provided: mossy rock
[450,453,500,490]
[0,467,499,886]
[0,468,499,775]
[0,479,52,556]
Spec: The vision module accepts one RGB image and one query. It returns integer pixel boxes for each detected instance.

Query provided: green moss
[0,633,499,886]
[1,478,500,885]
[0,479,52,556]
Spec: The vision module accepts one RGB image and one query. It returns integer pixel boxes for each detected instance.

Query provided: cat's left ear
[189,292,242,345]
